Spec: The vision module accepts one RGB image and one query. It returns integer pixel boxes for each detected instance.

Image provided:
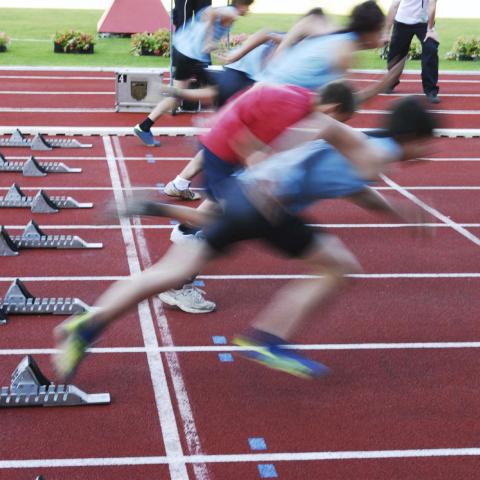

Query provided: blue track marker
[258,464,278,478]
[248,437,267,451]
[193,279,205,287]
[146,154,156,164]
[218,353,234,362]
[212,336,227,345]
[170,219,179,225]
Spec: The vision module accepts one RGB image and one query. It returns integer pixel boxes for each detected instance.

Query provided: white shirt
[396,0,430,24]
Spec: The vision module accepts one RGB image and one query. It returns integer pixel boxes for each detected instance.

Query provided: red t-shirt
[201,84,315,164]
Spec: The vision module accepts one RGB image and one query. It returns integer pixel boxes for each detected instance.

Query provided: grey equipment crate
[115,68,166,113]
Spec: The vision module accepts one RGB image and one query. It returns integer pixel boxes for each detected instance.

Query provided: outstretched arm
[354,57,406,105]
[270,12,335,60]
[348,187,434,232]
[221,28,280,64]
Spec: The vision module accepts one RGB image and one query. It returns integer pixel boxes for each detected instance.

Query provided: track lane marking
[103,136,189,479]
[3,447,480,468]
[112,135,209,480]
[2,273,480,282]
[381,174,480,247]
[3,341,480,355]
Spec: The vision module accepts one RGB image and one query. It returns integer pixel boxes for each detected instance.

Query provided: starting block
[0,153,82,176]
[0,220,103,256]
[0,279,91,325]
[0,184,93,212]
[0,129,92,150]
[0,355,111,407]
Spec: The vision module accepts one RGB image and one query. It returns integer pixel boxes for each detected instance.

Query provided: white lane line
[2,223,479,231]
[0,107,115,112]
[3,447,480,468]
[421,158,480,162]
[2,186,479,192]
[351,77,480,84]
[0,75,113,80]
[198,274,480,280]
[1,126,478,139]
[379,93,480,97]
[104,136,188,480]
[2,273,480,282]
[381,174,480,247]
[1,156,193,161]
[358,109,480,115]
[112,135,208,479]
[0,91,115,95]
[9,223,479,230]
[3,341,480,356]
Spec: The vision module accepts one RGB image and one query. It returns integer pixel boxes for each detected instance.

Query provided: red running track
[0,70,480,479]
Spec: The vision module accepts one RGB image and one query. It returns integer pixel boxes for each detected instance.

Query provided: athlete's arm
[348,187,434,232]
[424,0,439,42]
[382,0,401,44]
[355,57,406,105]
[221,28,277,64]
[203,7,238,53]
[270,13,334,60]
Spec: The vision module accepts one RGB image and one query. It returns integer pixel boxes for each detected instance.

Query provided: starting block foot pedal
[0,278,91,324]
[0,154,82,176]
[0,355,111,407]
[0,221,103,255]
[0,129,92,150]
[0,183,93,212]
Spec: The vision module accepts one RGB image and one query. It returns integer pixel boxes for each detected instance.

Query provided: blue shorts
[202,145,241,200]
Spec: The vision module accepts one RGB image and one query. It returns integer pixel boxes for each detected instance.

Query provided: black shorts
[203,180,318,258]
[172,47,213,85]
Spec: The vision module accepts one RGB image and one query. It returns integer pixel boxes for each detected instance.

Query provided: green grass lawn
[0,8,479,70]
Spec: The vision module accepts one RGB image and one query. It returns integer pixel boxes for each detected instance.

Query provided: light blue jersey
[239,137,402,212]
[226,39,279,81]
[173,6,236,63]
[257,32,358,91]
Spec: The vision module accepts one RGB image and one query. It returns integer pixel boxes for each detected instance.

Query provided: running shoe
[159,284,216,313]
[53,311,98,382]
[133,124,161,147]
[233,334,330,379]
[170,224,203,244]
[164,181,201,200]
[426,92,441,104]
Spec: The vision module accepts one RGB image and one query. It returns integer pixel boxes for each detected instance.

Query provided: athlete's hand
[393,200,435,238]
[424,30,439,43]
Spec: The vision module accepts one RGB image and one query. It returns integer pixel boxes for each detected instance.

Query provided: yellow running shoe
[53,311,97,382]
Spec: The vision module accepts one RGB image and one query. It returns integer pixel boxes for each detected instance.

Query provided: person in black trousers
[383,0,440,103]
[173,0,213,28]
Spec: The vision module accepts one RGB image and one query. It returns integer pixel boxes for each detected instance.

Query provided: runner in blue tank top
[133,0,254,147]
[54,97,437,382]
[159,1,405,203]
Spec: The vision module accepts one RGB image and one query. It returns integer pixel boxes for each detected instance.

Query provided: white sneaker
[164,181,201,201]
[159,285,216,313]
[170,224,204,245]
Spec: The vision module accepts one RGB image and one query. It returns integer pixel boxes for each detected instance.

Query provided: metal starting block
[0,220,103,256]
[0,153,82,176]
[0,184,93,212]
[0,355,111,407]
[0,278,91,325]
[0,129,92,150]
